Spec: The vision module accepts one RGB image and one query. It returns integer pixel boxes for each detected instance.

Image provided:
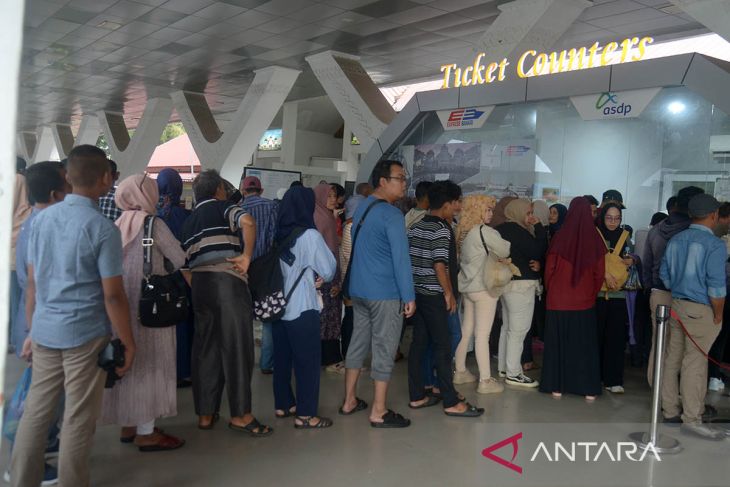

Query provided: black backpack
[248,227,306,322]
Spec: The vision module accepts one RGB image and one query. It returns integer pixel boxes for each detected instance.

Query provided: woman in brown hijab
[313,183,344,372]
[101,174,187,452]
[489,195,517,228]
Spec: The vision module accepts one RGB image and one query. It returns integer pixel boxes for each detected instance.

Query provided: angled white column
[670,1,730,44]
[50,115,102,159]
[306,51,396,154]
[471,0,592,62]
[171,66,301,183]
[98,98,172,178]
[1,0,26,419]
[18,126,60,164]
[16,131,36,162]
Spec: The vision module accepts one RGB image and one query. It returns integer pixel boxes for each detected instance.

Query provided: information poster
[243,167,301,200]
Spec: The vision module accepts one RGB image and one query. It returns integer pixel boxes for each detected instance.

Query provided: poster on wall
[412,143,481,185]
[243,167,301,200]
[258,129,282,151]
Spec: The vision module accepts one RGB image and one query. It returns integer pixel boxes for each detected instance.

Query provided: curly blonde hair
[455,194,497,250]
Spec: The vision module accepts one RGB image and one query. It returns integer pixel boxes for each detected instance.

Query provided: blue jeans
[260,322,274,371]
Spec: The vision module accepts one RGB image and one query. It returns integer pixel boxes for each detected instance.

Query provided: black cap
[688,193,720,218]
[601,189,625,209]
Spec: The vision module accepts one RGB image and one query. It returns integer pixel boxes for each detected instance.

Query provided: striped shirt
[181,199,247,276]
[241,194,278,260]
[408,215,452,296]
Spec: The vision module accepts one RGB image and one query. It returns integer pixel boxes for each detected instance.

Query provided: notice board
[243,167,301,200]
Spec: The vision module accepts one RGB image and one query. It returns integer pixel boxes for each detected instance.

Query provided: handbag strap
[478,225,490,256]
[142,215,155,277]
[349,199,387,263]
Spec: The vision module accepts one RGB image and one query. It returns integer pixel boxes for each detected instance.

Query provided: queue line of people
[8,149,730,486]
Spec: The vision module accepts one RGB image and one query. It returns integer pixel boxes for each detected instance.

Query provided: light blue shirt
[27,194,123,349]
[279,229,336,321]
[348,196,415,302]
[660,224,727,306]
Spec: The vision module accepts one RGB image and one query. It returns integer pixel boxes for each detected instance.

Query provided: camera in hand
[97,339,125,388]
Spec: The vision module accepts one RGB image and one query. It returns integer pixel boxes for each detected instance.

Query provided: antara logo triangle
[481,432,523,474]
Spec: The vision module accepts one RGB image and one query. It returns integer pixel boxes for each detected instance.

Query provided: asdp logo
[596,92,632,117]
[447,108,485,127]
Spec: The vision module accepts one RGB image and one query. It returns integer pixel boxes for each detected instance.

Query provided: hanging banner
[436,106,494,131]
[570,88,661,121]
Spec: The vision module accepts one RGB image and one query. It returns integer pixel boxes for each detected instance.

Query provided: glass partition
[384,86,730,230]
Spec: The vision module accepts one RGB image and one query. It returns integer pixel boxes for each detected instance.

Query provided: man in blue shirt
[341,160,415,429]
[11,145,136,487]
[660,193,727,440]
[240,175,279,374]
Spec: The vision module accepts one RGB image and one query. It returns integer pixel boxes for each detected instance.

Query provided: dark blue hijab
[549,203,568,237]
[276,186,316,263]
[156,168,190,241]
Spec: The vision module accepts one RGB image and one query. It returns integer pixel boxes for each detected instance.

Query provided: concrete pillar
[1,0,25,416]
[18,126,60,164]
[50,123,75,160]
[171,66,301,184]
[98,98,173,178]
[50,115,103,160]
[472,0,592,63]
[16,132,36,162]
[670,1,730,44]
[306,51,396,154]
[281,101,298,167]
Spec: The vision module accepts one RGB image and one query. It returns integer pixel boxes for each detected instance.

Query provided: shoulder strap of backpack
[479,225,489,256]
[614,230,630,255]
[285,267,308,302]
[351,199,387,252]
[142,215,155,277]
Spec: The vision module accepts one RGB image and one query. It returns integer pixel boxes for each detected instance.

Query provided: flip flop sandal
[275,408,297,418]
[370,410,411,428]
[409,395,441,409]
[338,397,368,415]
[444,402,485,417]
[120,427,164,443]
[228,418,274,437]
[294,416,334,429]
[198,413,220,430]
[137,433,186,452]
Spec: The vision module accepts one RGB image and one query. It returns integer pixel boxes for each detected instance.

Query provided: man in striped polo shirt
[181,170,272,437]
[407,180,483,418]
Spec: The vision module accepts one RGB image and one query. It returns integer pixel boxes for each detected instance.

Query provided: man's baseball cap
[601,189,625,209]
[688,193,721,218]
[241,176,262,191]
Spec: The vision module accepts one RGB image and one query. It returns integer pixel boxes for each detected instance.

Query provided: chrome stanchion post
[629,304,682,454]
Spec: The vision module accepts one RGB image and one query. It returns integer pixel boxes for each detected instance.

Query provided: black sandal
[444,401,484,417]
[338,397,368,415]
[228,418,274,437]
[275,407,296,418]
[409,395,441,409]
[370,410,411,428]
[294,416,333,429]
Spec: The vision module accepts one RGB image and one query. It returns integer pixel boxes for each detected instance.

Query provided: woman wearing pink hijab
[100,173,187,452]
[313,183,344,372]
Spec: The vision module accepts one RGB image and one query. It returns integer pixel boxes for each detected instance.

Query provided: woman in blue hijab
[156,168,193,386]
[157,168,190,241]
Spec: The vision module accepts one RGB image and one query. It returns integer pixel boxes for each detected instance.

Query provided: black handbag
[138,216,190,328]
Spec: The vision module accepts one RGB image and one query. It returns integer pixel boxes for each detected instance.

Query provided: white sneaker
[498,370,506,378]
[453,370,477,384]
[606,385,625,394]
[708,378,725,392]
[477,377,504,394]
[505,374,539,388]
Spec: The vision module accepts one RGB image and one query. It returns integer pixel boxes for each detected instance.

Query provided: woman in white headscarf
[101,173,187,452]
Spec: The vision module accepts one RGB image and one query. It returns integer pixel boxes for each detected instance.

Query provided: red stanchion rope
[669,309,730,371]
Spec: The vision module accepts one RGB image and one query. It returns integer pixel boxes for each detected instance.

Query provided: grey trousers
[345,298,403,382]
[191,272,254,417]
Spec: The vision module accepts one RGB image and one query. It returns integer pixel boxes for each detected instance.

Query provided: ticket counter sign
[437,106,494,131]
[570,88,660,121]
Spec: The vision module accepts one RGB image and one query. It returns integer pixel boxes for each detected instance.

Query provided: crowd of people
[6,147,730,486]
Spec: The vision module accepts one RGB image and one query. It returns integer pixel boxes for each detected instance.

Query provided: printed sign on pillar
[437,106,494,131]
[571,88,661,121]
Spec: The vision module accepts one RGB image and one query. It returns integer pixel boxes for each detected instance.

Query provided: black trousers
[708,298,730,380]
[408,294,459,408]
[595,297,628,387]
[191,272,254,417]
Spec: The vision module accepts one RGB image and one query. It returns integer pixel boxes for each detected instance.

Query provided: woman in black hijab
[271,187,337,429]
[595,202,634,395]
[548,203,568,239]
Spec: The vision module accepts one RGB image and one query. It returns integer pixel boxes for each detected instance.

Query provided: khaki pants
[11,336,108,487]
[647,289,672,387]
[661,299,720,424]
[455,291,499,380]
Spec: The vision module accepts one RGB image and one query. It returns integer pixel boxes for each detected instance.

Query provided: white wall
[293,129,342,167]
